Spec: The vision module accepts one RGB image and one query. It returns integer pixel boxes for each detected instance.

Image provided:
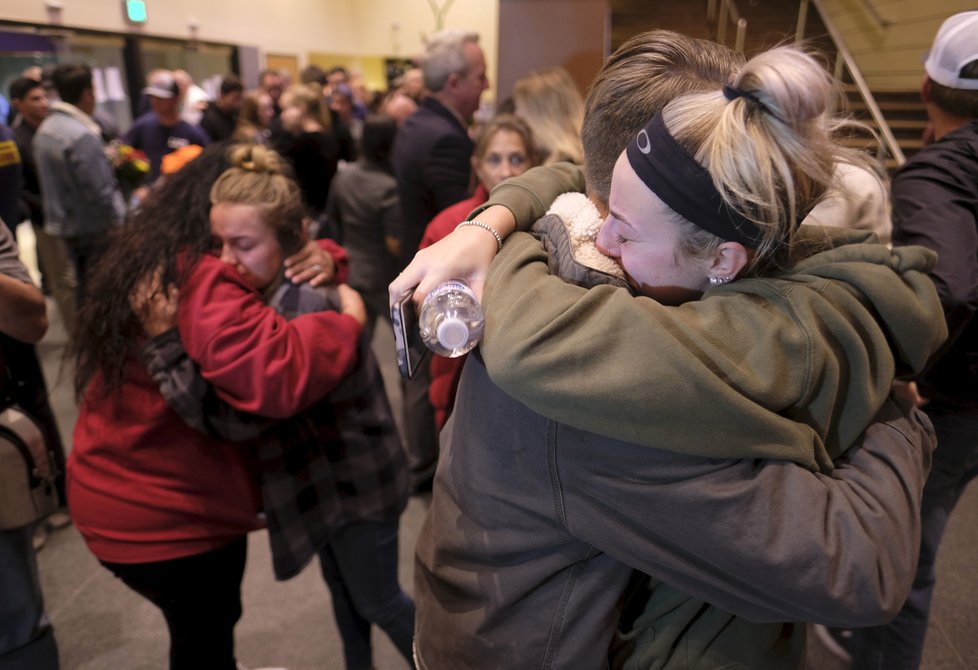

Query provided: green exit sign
[124,0,147,24]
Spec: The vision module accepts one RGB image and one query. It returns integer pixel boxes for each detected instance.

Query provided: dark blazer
[391,97,473,268]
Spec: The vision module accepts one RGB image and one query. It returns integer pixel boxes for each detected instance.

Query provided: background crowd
[0,11,976,670]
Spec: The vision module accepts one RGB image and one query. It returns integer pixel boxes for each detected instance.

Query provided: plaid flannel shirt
[142,278,408,579]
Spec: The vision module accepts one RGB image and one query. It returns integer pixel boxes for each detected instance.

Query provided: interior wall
[307,53,388,92]
[0,0,498,96]
[496,0,608,104]
[819,0,978,90]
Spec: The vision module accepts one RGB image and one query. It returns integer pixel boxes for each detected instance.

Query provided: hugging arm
[563,396,933,626]
[178,255,361,419]
[480,232,825,468]
[479,232,943,469]
[390,162,585,303]
[140,328,269,441]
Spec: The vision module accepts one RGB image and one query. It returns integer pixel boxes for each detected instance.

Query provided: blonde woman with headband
[410,46,945,669]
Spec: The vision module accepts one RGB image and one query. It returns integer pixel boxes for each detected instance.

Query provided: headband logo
[636,129,652,154]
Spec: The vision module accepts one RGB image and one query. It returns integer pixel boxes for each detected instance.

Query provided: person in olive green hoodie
[401,35,945,670]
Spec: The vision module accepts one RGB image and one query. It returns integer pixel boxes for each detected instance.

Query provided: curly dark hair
[72,141,236,397]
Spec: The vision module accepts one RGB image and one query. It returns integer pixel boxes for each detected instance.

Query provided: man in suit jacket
[391,29,488,492]
[392,29,488,268]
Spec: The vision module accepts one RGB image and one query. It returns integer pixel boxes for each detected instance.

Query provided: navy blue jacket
[391,97,473,267]
[892,120,978,411]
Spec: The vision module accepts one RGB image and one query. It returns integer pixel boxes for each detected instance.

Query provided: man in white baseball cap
[125,70,209,183]
[923,10,978,91]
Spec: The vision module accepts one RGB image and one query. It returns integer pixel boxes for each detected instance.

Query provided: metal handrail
[859,0,894,28]
[800,0,905,165]
[707,0,747,53]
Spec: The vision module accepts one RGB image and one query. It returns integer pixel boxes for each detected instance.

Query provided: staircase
[608,0,929,170]
[845,87,928,167]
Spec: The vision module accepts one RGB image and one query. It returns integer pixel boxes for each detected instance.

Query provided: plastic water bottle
[419,280,485,357]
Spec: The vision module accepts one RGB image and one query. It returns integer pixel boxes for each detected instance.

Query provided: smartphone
[391,288,429,380]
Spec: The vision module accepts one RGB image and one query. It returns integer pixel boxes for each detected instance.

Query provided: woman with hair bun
[198,145,415,670]
[68,142,412,670]
[410,46,946,669]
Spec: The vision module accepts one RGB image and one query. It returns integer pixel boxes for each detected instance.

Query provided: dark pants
[401,354,439,492]
[101,536,247,670]
[62,233,107,306]
[360,287,392,346]
[0,523,59,670]
[318,520,416,670]
[849,410,978,669]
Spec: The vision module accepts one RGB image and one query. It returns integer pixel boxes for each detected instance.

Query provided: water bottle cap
[437,317,470,350]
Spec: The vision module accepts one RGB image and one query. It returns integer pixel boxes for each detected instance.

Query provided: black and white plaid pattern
[256,281,408,579]
[144,280,408,580]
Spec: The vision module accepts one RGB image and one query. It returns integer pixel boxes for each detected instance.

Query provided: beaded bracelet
[456,220,503,252]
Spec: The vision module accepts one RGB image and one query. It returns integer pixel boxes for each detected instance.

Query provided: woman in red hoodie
[67,142,358,670]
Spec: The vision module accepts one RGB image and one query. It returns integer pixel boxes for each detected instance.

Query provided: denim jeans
[318,520,416,670]
[0,524,59,669]
[849,410,978,669]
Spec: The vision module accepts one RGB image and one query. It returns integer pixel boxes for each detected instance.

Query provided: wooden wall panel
[496,0,609,104]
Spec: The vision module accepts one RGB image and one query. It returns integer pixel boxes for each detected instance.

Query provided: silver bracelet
[456,220,503,252]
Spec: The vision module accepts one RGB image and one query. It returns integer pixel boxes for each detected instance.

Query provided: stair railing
[796,0,905,166]
[858,0,894,28]
[707,0,747,53]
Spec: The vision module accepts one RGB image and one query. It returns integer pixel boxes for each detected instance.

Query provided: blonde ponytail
[662,46,880,274]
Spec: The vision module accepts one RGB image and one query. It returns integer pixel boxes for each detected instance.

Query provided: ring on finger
[313,263,322,272]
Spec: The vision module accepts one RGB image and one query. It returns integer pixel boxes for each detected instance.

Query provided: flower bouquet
[106,140,150,196]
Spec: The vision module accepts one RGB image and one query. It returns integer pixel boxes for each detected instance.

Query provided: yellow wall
[819,0,978,90]
[0,0,498,96]
[308,53,388,92]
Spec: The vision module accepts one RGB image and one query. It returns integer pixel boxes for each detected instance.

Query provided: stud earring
[709,276,731,286]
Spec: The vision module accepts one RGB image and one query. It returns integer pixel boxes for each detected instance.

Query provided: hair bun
[228,143,284,175]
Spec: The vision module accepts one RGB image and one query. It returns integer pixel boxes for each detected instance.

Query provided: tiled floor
[25,230,977,669]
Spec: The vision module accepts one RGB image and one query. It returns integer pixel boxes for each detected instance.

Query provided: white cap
[437,318,469,350]
[143,72,180,99]
[925,11,978,90]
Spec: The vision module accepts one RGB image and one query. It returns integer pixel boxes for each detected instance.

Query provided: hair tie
[722,84,782,123]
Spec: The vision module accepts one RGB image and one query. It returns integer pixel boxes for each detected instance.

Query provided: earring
[709,276,731,286]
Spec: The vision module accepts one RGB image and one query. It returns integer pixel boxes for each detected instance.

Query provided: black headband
[625,114,764,247]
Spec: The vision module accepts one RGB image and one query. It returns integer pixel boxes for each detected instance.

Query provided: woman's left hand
[130,267,179,337]
[284,240,335,287]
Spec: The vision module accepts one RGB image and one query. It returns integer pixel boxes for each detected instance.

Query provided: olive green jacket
[475,164,946,473]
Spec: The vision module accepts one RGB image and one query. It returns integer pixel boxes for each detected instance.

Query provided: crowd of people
[1,10,977,670]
